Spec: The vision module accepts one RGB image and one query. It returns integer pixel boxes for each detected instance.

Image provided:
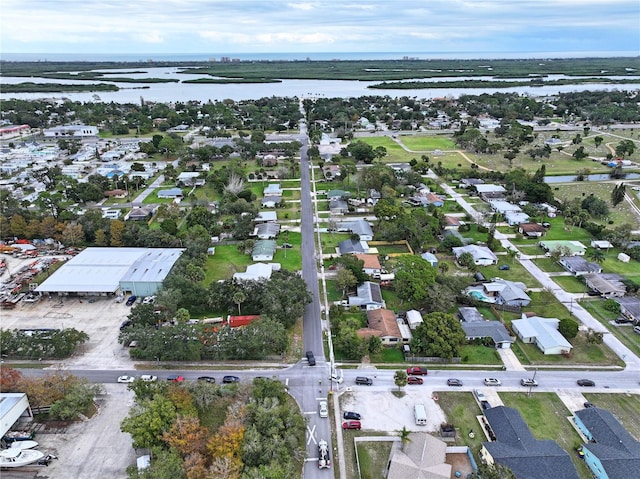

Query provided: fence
[405,356,461,364]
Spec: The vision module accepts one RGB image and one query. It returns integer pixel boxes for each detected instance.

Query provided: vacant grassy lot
[533,257,567,273]
[475,262,542,288]
[320,232,353,254]
[552,181,640,224]
[437,392,485,454]
[357,136,411,162]
[369,347,404,363]
[459,344,502,365]
[501,392,592,479]
[356,440,394,479]
[599,252,640,286]
[552,275,588,293]
[399,135,456,151]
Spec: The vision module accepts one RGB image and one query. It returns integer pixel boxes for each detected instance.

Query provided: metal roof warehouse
[35,247,185,296]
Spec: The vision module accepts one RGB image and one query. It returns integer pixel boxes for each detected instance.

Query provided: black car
[197,376,215,383]
[125,295,137,306]
[222,375,240,384]
[119,320,132,330]
[481,400,492,410]
[447,378,463,386]
[577,379,596,387]
[355,376,373,386]
[343,411,361,420]
[584,401,595,408]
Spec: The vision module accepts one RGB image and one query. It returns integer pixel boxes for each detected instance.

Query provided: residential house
[327,189,350,200]
[387,433,452,479]
[367,189,381,205]
[263,183,283,196]
[489,200,522,215]
[125,205,156,221]
[387,162,411,173]
[354,254,382,276]
[481,406,580,479]
[574,407,640,479]
[511,314,573,355]
[329,198,349,215]
[261,195,282,208]
[104,189,127,199]
[590,240,613,250]
[452,245,498,266]
[466,279,531,307]
[458,307,514,349]
[254,211,277,223]
[443,215,463,230]
[539,240,586,256]
[559,256,602,276]
[425,193,445,207]
[474,184,507,200]
[157,188,183,199]
[102,209,121,220]
[584,273,626,298]
[233,263,280,281]
[251,240,277,262]
[405,310,424,330]
[335,219,373,240]
[505,211,530,226]
[420,252,438,268]
[252,222,281,240]
[614,296,640,324]
[460,178,485,188]
[348,281,385,310]
[518,223,546,238]
[322,163,341,180]
[177,171,205,186]
[356,308,407,345]
[338,238,368,255]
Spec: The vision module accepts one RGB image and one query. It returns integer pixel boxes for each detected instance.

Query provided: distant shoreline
[2,51,638,63]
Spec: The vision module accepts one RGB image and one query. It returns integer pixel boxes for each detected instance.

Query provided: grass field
[357,136,410,162]
[501,392,592,479]
[398,135,457,151]
[436,392,485,454]
[532,258,567,273]
[356,440,394,479]
[459,344,502,365]
[552,275,589,293]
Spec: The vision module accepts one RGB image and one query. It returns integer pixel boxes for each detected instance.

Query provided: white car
[330,371,344,383]
[319,400,329,418]
[117,375,135,383]
[140,375,158,382]
[483,378,502,386]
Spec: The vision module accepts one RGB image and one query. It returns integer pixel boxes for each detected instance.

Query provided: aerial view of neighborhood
[1,3,640,479]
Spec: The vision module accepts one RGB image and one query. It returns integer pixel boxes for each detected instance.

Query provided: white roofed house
[263,183,283,196]
[405,310,424,330]
[252,222,281,240]
[335,219,374,241]
[473,183,507,200]
[511,314,572,355]
[177,171,205,186]
[452,245,498,266]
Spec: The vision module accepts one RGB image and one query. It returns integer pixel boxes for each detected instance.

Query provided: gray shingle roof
[483,406,579,479]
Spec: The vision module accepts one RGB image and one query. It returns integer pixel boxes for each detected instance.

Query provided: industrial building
[35,247,184,297]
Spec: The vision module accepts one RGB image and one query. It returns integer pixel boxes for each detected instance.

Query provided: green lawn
[142,190,180,204]
[436,392,485,455]
[356,441,394,479]
[398,135,456,151]
[599,252,640,286]
[320,233,352,254]
[324,279,343,301]
[203,245,252,283]
[357,136,413,162]
[477,262,542,288]
[381,288,403,311]
[526,291,573,320]
[459,344,502,365]
[369,347,405,363]
[509,217,593,245]
[552,275,588,293]
[501,392,592,479]
[532,258,567,273]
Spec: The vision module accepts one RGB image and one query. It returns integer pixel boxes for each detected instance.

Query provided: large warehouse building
[35,247,185,297]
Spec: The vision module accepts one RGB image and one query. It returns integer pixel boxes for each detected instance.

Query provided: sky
[1,0,639,59]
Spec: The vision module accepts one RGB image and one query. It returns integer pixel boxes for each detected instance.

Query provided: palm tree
[398,426,412,452]
[232,291,246,316]
[587,247,605,263]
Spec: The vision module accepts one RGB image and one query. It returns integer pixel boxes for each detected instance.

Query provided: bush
[603,299,620,313]
[558,318,579,339]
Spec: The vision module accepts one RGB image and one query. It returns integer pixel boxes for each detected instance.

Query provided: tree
[398,426,412,452]
[110,220,125,246]
[594,136,603,148]
[336,268,357,296]
[49,381,103,420]
[572,146,588,161]
[162,416,208,458]
[232,291,246,315]
[0,367,22,392]
[611,183,626,207]
[410,312,466,359]
[457,251,475,268]
[586,247,605,263]
[61,223,85,246]
[471,463,517,479]
[558,318,579,339]
[394,256,437,304]
[121,394,178,449]
[394,370,408,390]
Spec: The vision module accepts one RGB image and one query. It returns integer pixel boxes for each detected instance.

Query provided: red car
[342,420,361,430]
[167,375,185,382]
[407,376,424,385]
[406,366,428,376]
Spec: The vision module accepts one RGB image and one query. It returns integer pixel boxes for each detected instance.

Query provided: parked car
[483,378,501,386]
[407,376,423,385]
[355,376,373,386]
[447,378,463,387]
[342,420,361,430]
[343,411,361,420]
[125,295,137,306]
[222,375,240,384]
[474,389,486,401]
[281,243,293,249]
[319,400,328,418]
[520,378,538,387]
[142,295,156,304]
[481,400,492,410]
[167,375,185,382]
[406,366,428,376]
[140,375,157,382]
[197,376,215,383]
[584,402,595,408]
[117,375,135,383]
[119,320,132,330]
[498,264,510,270]
[577,379,596,387]
[615,317,632,324]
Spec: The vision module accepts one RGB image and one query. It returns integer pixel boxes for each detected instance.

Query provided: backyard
[582,392,640,440]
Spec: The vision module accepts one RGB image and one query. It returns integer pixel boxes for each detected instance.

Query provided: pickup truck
[318,439,331,469]
[406,366,428,376]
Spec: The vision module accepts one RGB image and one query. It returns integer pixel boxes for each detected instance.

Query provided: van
[306,351,316,366]
[355,376,373,386]
[414,404,427,426]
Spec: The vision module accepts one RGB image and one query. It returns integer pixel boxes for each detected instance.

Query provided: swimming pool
[469,290,490,302]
